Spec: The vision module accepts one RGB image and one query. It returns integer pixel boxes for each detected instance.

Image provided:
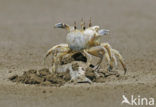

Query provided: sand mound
[9,68,71,86]
[9,52,121,86]
[9,67,120,86]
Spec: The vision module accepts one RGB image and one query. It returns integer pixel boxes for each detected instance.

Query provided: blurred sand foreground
[0,0,156,107]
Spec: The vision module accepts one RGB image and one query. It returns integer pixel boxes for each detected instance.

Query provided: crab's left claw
[98,29,110,36]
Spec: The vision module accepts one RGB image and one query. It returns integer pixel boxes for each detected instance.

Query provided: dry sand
[0,0,156,107]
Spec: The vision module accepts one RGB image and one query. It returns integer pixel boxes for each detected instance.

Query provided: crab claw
[54,23,73,32]
[98,29,110,36]
[54,23,65,28]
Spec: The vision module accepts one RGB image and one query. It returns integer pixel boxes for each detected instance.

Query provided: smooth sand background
[0,0,156,107]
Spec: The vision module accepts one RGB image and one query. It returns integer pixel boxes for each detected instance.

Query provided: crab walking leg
[86,46,110,70]
[52,51,78,73]
[44,47,55,65]
[44,43,71,72]
[111,52,118,67]
[51,52,68,72]
[111,49,127,74]
[101,43,112,58]
[101,43,113,70]
[44,44,69,61]
[101,43,118,71]
[83,50,93,67]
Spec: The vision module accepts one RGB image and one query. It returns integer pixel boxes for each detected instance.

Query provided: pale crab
[44,19,127,78]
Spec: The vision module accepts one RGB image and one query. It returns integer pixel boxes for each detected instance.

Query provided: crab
[44,19,127,76]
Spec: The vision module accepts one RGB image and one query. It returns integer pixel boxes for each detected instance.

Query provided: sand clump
[9,52,121,86]
[9,68,71,86]
[9,67,120,86]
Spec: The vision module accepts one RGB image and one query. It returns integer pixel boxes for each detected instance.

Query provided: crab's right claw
[98,29,110,36]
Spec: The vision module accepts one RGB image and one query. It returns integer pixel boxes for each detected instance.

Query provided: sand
[0,0,156,107]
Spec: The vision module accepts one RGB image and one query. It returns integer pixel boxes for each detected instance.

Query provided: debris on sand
[9,68,71,86]
[9,52,121,86]
[9,67,120,86]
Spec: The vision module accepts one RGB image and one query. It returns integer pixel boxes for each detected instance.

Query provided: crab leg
[100,43,114,70]
[111,49,127,74]
[44,43,71,72]
[85,46,110,70]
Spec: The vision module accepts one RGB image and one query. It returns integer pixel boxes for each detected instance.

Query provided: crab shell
[66,30,88,51]
[66,26,106,51]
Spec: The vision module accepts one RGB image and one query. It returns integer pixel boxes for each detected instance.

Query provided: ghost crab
[44,19,127,79]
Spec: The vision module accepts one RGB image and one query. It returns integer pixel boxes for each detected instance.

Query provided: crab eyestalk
[83,22,86,30]
[81,18,86,30]
[89,17,92,27]
[74,21,77,30]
